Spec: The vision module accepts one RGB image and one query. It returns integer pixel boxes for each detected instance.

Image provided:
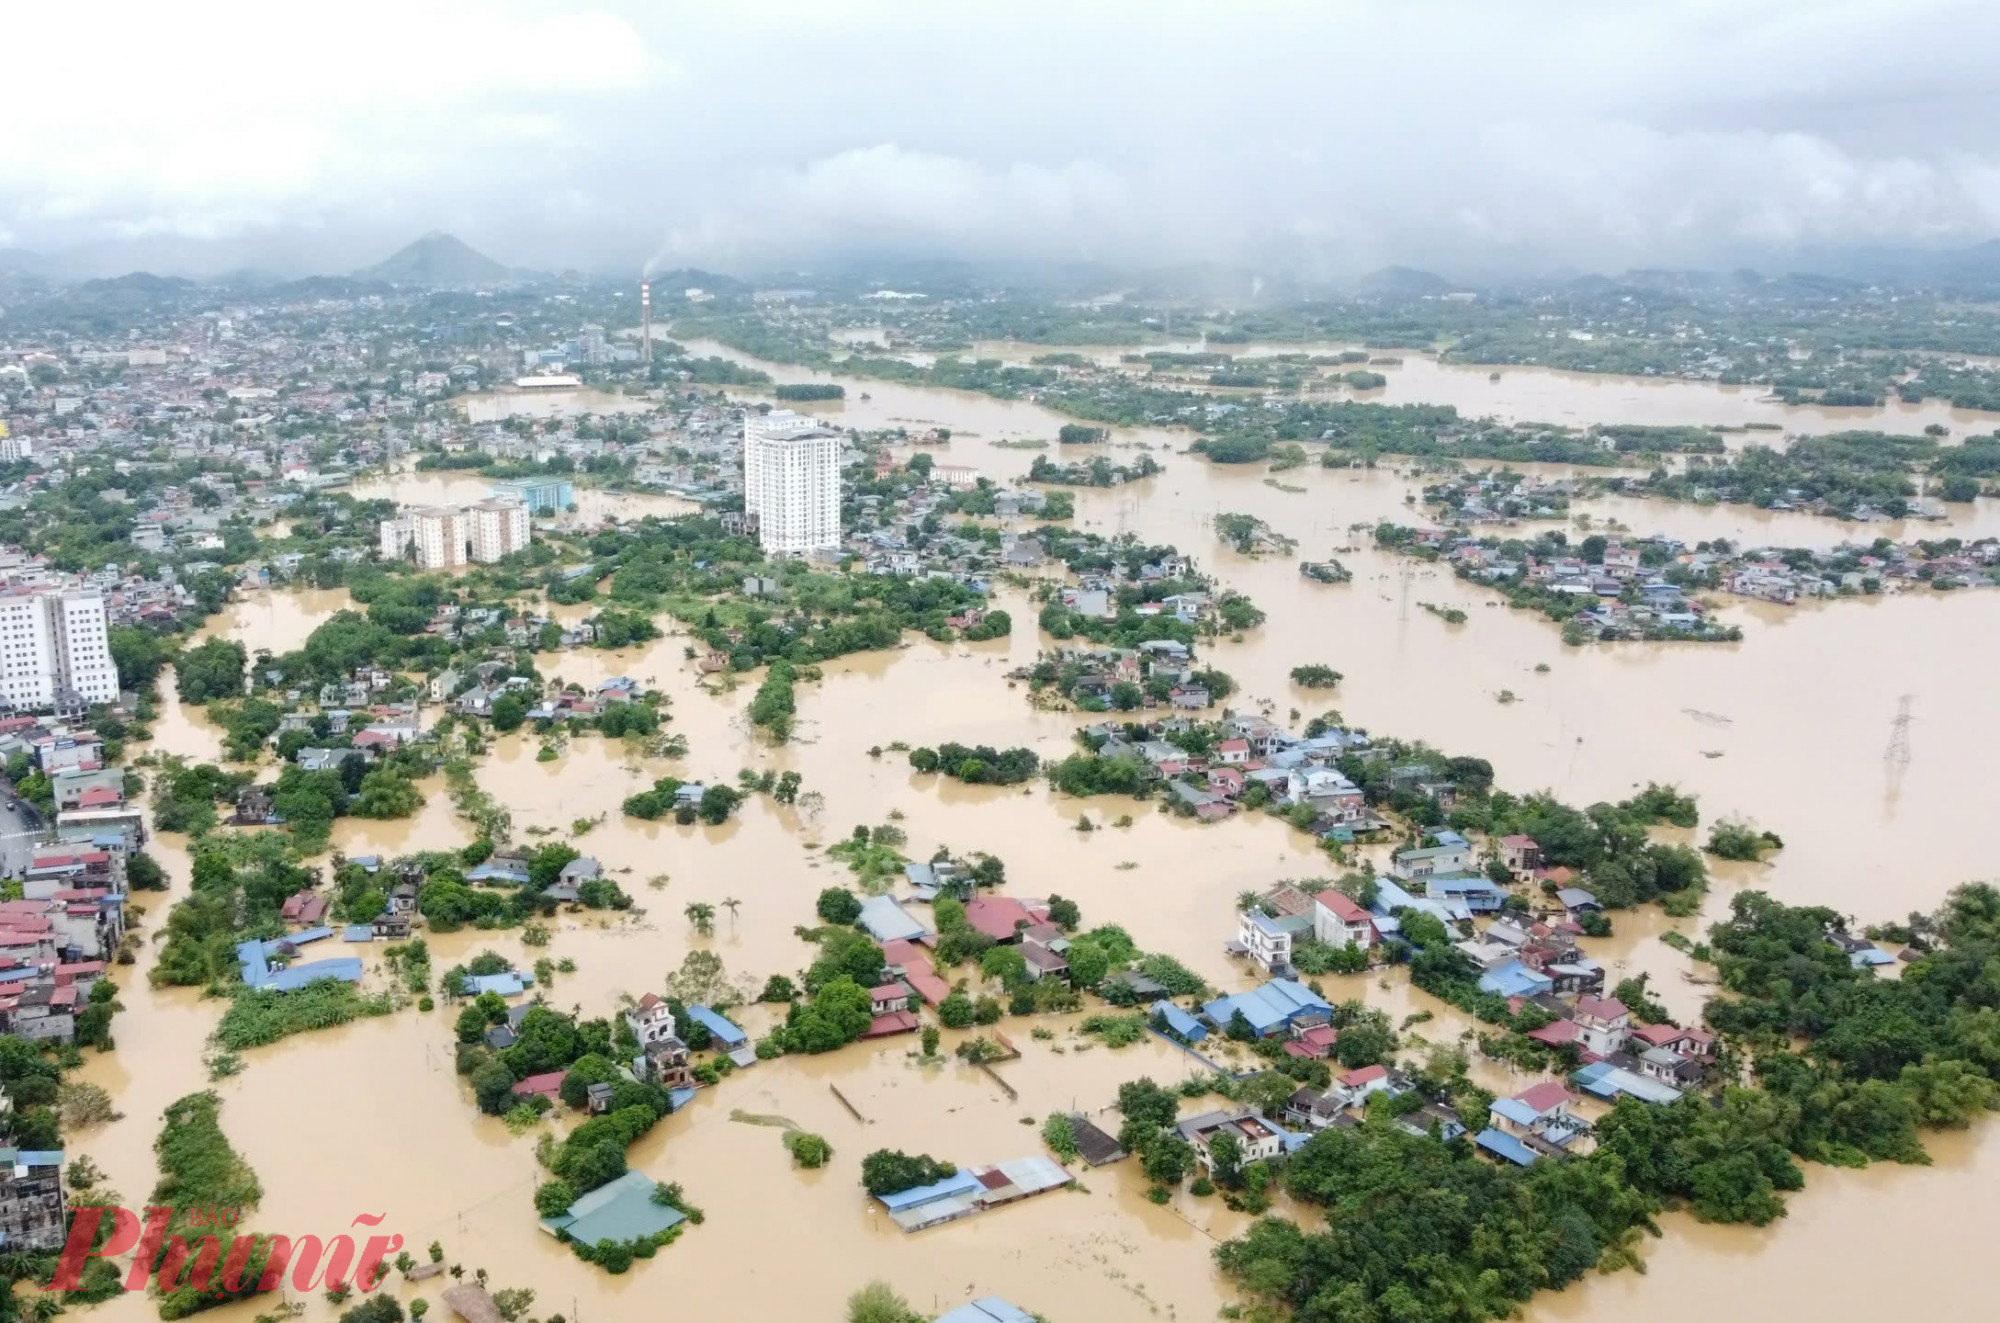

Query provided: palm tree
[684,901,715,935]
[721,897,742,931]
[1236,890,1262,913]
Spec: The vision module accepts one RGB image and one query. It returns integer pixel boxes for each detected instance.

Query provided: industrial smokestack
[640,280,652,364]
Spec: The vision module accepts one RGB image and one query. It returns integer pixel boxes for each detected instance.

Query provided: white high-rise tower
[743,410,842,556]
[0,590,119,712]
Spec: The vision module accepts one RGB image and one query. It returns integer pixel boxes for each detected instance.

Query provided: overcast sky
[9,0,2000,279]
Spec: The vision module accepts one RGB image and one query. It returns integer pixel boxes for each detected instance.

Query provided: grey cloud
[6,0,2000,279]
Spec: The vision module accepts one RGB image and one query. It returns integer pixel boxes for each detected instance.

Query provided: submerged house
[1200,979,1332,1038]
[876,1157,1074,1233]
[934,1300,1036,1323]
[538,1168,684,1245]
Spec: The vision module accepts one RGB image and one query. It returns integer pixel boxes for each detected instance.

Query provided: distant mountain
[76,272,198,298]
[644,266,751,296]
[355,233,513,287]
[1354,265,1452,299]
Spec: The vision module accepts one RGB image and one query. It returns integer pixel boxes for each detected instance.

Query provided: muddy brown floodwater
[73,350,2000,1323]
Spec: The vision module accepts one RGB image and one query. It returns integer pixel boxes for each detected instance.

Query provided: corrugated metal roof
[1474,1127,1539,1166]
[890,1192,979,1232]
[858,895,929,943]
[1150,1002,1208,1040]
[539,1169,684,1244]
[686,1004,747,1047]
[876,1169,983,1212]
[987,1155,1069,1196]
[934,1300,1034,1323]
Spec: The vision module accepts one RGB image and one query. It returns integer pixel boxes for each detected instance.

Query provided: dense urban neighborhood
[1,247,1998,1323]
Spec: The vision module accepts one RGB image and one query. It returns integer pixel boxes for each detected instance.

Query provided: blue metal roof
[342,925,375,943]
[934,1300,1034,1323]
[685,1004,747,1047]
[257,958,364,992]
[1489,1097,1542,1128]
[1475,1128,1539,1166]
[876,1169,983,1213]
[1201,979,1331,1035]
[1428,876,1508,897]
[1573,1061,1682,1105]
[1373,878,1468,925]
[1477,961,1554,999]
[1149,1002,1208,1041]
[460,971,533,997]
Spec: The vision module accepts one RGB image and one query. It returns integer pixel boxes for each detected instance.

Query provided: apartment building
[379,507,468,570]
[467,499,531,563]
[743,409,842,556]
[0,591,119,713]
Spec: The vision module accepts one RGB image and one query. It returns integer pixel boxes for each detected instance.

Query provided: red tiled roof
[1341,1064,1388,1088]
[963,896,1043,942]
[1575,996,1628,1022]
[1513,1081,1573,1113]
[1313,890,1370,924]
[1527,1020,1578,1047]
[511,1071,566,1099]
[861,1010,920,1039]
[904,969,950,1007]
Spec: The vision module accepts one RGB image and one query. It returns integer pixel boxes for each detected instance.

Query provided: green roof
[539,1169,684,1245]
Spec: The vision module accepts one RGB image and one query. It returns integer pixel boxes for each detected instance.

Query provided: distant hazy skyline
[9,1,2000,279]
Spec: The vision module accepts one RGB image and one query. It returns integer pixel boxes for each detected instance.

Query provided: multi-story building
[467,499,531,564]
[0,1141,66,1251]
[743,409,842,556]
[0,591,119,713]
[379,507,468,570]
[742,408,817,521]
[0,433,31,462]
[490,476,573,514]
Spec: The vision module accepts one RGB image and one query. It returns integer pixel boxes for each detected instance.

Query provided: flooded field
[80,347,2000,1323]
[459,387,654,424]
[967,337,2000,439]
[674,328,2000,440]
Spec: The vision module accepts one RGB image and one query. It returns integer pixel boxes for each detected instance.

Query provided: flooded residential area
[9,8,2000,1323]
[21,332,1994,1323]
